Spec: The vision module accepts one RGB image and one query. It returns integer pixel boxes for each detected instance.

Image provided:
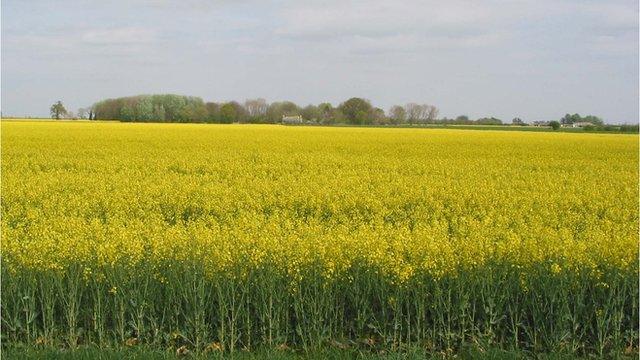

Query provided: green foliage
[135,97,154,122]
[560,113,603,126]
[2,264,636,357]
[317,103,335,124]
[582,115,603,126]
[619,124,639,133]
[176,100,207,123]
[50,101,68,120]
[93,95,207,123]
[338,98,372,124]
[220,103,238,124]
[476,117,503,125]
[4,343,606,359]
[549,121,561,130]
[388,106,406,125]
[370,108,386,125]
[455,115,470,123]
[267,101,301,123]
[204,102,220,123]
[153,105,166,122]
[120,104,135,122]
[301,105,320,122]
[87,94,618,129]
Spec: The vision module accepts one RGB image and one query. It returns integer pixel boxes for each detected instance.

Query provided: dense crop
[1,121,638,356]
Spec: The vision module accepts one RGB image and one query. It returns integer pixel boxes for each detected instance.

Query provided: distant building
[282,115,303,124]
[532,121,550,127]
[570,122,594,128]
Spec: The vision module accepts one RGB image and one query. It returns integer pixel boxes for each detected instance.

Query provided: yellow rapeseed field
[1,120,638,354]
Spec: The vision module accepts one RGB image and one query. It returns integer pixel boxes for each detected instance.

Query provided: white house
[571,122,594,128]
[282,115,303,124]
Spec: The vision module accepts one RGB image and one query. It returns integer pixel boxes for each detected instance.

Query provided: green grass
[3,345,627,360]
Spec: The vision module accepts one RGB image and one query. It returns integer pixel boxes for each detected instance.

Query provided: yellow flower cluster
[1,121,638,283]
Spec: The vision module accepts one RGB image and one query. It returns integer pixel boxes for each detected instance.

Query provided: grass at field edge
[3,346,634,360]
[2,118,637,134]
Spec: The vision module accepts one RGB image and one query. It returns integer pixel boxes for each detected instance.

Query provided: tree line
[49,95,637,132]
[78,95,536,126]
[83,95,444,125]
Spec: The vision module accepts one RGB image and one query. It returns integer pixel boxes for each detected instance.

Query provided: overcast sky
[2,0,638,123]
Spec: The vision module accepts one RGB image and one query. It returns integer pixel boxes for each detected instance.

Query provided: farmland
[1,120,638,357]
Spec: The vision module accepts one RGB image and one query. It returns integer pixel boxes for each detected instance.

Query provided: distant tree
[120,104,135,122]
[244,98,268,122]
[332,109,347,123]
[455,115,470,124]
[317,103,335,124]
[476,117,503,125]
[157,95,188,122]
[338,97,372,124]
[426,105,439,123]
[205,102,220,123]
[512,117,525,125]
[135,97,154,122]
[266,101,300,123]
[153,105,166,122]
[619,124,640,133]
[560,113,582,125]
[370,107,387,125]
[571,114,581,123]
[301,105,320,122]
[582,115,603,126]
[93,98,121,120]
[560,113,604,126]
[50,101,68,120]
[549,120,561,130]
[279,101,300,116]
[388,105,406,124]
[87,94,440,127]
[402,103,439,124]
[220,103,237,124]
[178,101,208,123]
[77,108,87,119]
[404,103,424,124]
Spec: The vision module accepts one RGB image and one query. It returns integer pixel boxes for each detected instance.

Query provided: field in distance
[1,120,638,357]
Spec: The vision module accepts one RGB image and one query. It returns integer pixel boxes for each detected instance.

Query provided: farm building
[570,122,595,128]
[282,115,303,124]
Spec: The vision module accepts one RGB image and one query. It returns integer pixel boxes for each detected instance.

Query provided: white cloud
[271,0,542,56]
[588,32,638,56]
[581,2,638,29]
[2,0,638,122]
[275,1,500,39]
[347,32,510,55]
[81,27,156,45]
